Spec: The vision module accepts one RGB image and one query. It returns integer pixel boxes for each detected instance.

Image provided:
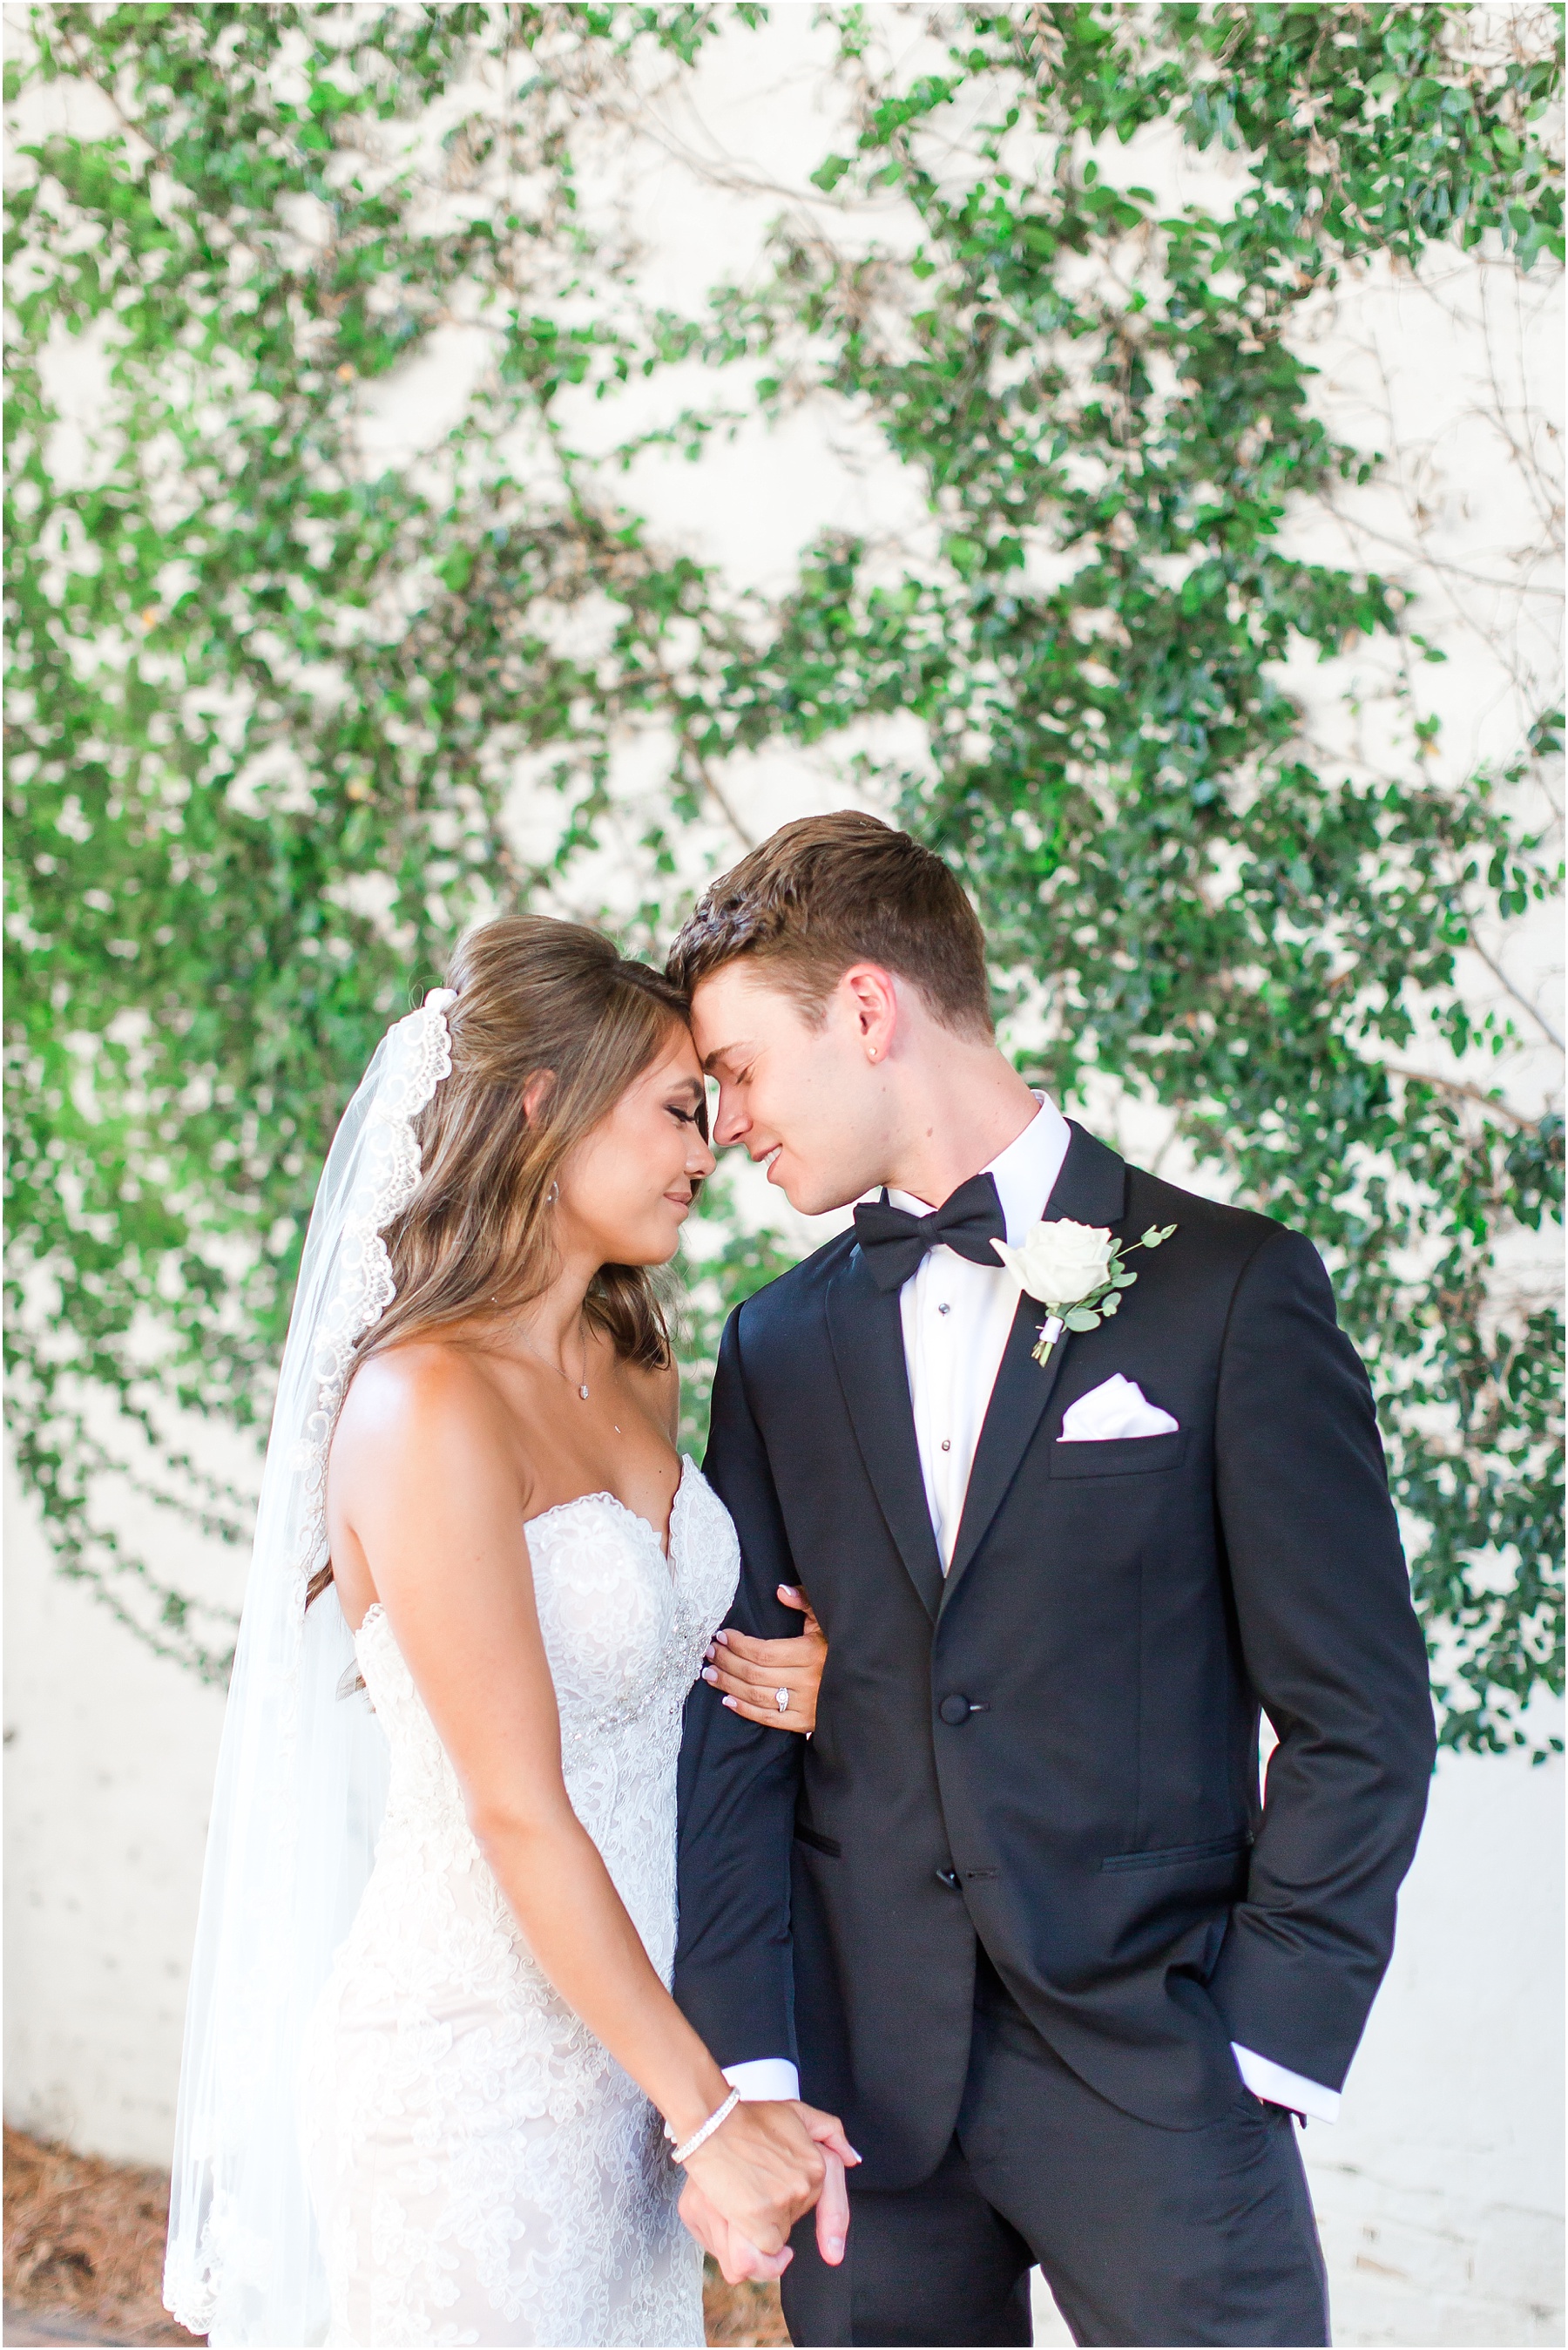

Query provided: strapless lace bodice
[299,1459,740,2347]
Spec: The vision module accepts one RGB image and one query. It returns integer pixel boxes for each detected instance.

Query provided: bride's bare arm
[329,1346,848,2265]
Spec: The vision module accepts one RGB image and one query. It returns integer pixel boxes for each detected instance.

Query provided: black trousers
[781,1960,1330,2348]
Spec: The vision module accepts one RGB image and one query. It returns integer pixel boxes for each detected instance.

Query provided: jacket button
[935,1867,960,1888]
[938,1694,971,1725]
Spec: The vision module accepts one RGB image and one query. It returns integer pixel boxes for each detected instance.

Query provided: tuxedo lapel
[826,1249,945,1622]
[941,1123,1130,1613]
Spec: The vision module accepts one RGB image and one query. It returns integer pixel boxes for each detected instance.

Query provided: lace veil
[165,991,456,2347]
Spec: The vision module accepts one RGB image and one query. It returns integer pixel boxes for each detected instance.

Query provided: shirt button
[937,1303,951,1316]
[940,1439,951,1453]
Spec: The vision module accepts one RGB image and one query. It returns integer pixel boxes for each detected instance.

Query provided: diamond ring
[774,1687,790,1714]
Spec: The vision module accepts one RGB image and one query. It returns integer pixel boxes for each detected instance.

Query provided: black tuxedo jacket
[674,1124,1436,2186]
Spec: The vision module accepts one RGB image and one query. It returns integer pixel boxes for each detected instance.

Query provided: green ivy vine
[6,3,1562,1752]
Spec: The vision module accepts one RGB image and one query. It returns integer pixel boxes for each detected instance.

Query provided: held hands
[701,1586,826,1734]
[678,2098,859,2284]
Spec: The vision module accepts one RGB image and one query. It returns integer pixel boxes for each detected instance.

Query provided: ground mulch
[4,2125,786,2348]
[702,2260,790,2347]
[3,2128,197,2346]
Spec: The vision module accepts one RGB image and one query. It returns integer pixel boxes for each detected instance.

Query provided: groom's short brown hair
[666,812,992,1037]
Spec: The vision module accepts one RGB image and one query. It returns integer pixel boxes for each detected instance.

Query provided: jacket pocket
[794,1821,842,1859]
[1049,1429,1186,1480]
[1099,1831,1251,1874]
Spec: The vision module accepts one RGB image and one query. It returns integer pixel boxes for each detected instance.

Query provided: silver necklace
[556,1324,592,1401]
[504,1311,592,1400]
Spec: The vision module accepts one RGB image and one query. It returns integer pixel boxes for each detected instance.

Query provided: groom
[668,814,1436,2347]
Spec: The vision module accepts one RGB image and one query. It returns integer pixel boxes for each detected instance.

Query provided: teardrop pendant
[578,1384,590,1400]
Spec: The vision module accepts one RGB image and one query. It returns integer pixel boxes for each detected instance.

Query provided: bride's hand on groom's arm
[701,1587,826,1734]
[679,2098,858,2279]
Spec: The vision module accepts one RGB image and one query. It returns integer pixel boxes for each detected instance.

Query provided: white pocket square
[1058,1374,1179,1443]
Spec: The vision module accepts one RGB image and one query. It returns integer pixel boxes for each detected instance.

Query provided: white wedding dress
[298,1457,740,2348]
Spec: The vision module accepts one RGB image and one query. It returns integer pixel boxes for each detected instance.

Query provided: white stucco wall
[4,1461,226,2165]
[1298,1738,1564,2348]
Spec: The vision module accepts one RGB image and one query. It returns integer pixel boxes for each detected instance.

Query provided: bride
[165,917,852,2348]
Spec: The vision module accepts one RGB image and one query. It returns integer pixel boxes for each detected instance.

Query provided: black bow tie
[852,1172,1007,1294]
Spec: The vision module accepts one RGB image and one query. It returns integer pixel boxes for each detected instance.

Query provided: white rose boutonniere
[992,1216,1178,1367]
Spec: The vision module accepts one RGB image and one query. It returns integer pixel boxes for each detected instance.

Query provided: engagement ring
[774,1687,790,1713]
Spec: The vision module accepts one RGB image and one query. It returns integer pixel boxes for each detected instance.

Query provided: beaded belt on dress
[559,1639,703,1751]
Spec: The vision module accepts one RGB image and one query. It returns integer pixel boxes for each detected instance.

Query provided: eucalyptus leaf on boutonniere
[991,1219,1178,1368]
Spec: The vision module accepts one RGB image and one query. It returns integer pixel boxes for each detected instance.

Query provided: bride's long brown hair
[307,915,695,1607]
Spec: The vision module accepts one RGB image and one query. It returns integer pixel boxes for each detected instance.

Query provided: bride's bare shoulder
[328,1343,538,1611]
[333,1338,514,1468]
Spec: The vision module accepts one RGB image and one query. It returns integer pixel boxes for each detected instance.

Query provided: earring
[868,1048,877,1062]
[546,1181,559,1205]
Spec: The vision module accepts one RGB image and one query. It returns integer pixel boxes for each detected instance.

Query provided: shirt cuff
[1232,2042,1341,2123]
[723,2058,801,2103]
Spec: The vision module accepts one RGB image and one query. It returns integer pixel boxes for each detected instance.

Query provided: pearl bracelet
[667,2086,740,2168]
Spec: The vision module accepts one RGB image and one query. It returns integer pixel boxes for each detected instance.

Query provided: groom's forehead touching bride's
[668,810,1009,1220]
[684,958,896,1218]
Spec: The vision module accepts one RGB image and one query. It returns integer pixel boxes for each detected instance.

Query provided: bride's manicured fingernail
[702,1667,718,1683]
[713,1630,730,1647]
[705,1644,716,1660]
[721,1695,738,1710]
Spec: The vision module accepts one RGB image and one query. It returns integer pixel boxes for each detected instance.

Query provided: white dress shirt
[726,1097,1338,2124]
[892,1095,1071,1568]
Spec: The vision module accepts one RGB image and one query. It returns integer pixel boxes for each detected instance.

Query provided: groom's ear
[835,965,902,1066]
